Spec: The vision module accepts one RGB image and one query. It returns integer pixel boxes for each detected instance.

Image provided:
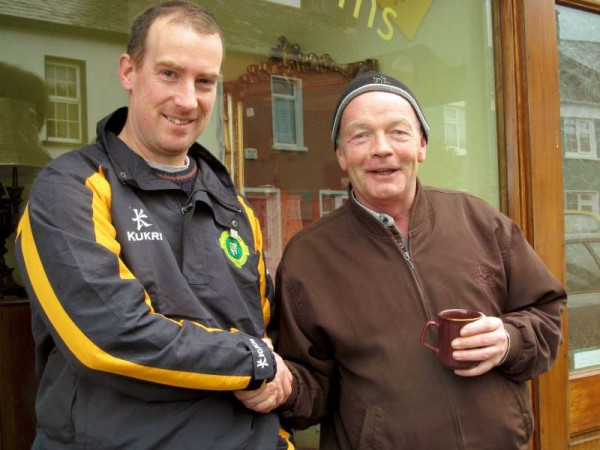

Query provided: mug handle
[420,320,439,353]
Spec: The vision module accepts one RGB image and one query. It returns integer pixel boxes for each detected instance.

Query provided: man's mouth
[164,115,194,125]
[369,169,397,175]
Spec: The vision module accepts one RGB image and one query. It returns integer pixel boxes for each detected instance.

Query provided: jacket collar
[348,179,428,237]
[97,108,239,208]
[409,179,427,233]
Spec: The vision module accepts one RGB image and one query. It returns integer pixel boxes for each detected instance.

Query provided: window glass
[0,1,498,447]
[218,0,498,273]
[271,75,304,149]
[557,4,600,373]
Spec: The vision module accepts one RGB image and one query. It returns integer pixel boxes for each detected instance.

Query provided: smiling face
[118,15,223,165]
[336,91,427,216]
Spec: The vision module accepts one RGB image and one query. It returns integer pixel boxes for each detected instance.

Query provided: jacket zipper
[389,228,431,321]
[389,226,466,450]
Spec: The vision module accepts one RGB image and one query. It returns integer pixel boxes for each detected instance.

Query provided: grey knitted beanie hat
[331,70,429,149]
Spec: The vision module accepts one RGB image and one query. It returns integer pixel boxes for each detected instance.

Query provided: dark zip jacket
[16,108,291,449]
[276,182,566,450]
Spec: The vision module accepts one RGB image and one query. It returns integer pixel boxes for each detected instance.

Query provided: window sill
[44,139,84,146]
[564,154,599,161]
[271,144,309,152]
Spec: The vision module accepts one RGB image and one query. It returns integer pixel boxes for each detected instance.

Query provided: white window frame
[271,75,307,151]
[45,57,85,144]
[243,186,282,276]
[565,190,600,214]
[563,117,597,159]
[443,101,467,156]
[319,189,348,217]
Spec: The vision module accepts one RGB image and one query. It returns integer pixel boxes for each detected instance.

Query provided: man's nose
[372,132,393,156]
[173,80,199,110]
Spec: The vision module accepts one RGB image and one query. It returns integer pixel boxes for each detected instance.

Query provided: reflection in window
[319,189,348,217]
[243,186,282,276]
[565,235,600,371]
[443,102,467,156]
[271,75,305,151]
[45,57,85,144]
[563,117,597,159]
[1,0,501,447]
[558,3,600,373]
[565,191,599,214]
[566,241,600,293]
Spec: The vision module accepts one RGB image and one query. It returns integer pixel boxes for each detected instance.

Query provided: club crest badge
[219,230,249,268]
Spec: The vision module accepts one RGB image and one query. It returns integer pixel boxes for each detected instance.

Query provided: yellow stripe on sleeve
[238,195,271,330]
[17,177,251,390]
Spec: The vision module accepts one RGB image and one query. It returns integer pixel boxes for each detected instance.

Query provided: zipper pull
[181,204,193,214]
[401,247,414,270]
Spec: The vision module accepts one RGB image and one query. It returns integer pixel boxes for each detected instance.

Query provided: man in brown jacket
[275,70,566,449]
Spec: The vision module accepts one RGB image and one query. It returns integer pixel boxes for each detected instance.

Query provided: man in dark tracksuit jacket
[15,2,292,448]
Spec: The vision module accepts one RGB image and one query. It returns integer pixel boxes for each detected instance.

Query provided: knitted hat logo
[373,75,391,85]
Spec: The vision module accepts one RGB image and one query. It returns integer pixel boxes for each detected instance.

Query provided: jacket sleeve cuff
[244,336,277,390]
[279,364,300,411]
[498,322,523,367]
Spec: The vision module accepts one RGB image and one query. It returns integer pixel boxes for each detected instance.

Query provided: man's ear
[336,146,348,171]
[119,53,135,92]
[418,135,427,163]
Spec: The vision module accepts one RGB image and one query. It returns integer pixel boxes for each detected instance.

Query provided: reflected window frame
[563,117,598,159]
[44,55,87,145]
[565,191,599,214]
[271,75,307,152]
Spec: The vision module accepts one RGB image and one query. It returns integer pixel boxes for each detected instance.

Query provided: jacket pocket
[36,351,78,442]
[357,406,384,450]
[503,378,534,443]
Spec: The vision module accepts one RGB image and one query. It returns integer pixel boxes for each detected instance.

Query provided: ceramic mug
[420,309,485,369]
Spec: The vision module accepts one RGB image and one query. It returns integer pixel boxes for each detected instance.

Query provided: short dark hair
[127,1,224,67]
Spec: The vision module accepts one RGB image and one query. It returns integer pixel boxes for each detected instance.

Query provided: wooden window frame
[494,0,566,448]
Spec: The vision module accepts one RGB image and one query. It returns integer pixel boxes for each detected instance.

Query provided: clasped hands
[234,345,293,413]
[451,316,510,377]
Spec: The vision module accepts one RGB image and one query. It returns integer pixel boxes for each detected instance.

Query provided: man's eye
[391,129,410,139]
[162,70,176,78]
[197,78,217,87]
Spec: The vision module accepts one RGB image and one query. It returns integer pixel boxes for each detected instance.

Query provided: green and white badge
[219,229,249,268]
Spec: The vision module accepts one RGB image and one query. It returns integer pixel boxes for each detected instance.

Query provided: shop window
[563,117,597,159]
[271,75,306,151]
[1,0,503,448]
[45,56,86,144]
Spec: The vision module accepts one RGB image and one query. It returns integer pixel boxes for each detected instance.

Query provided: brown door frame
[494,0,568,448]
